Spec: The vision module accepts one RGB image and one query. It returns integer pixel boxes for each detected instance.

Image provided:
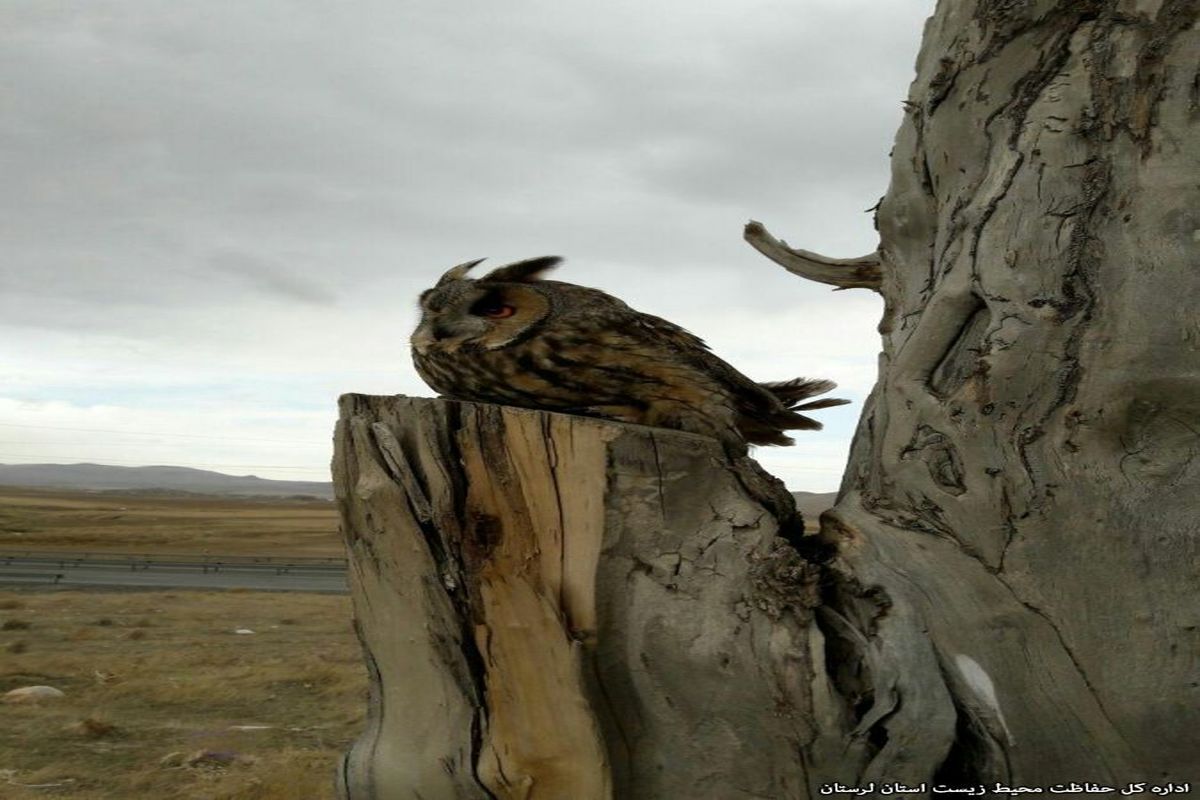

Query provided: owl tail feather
[760,378,852,411]
[737,378,851,445]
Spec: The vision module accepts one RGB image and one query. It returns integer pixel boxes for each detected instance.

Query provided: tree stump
[333,394,841,800]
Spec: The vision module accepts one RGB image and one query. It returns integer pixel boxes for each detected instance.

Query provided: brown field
[0,589,366,800]
[0,488,341,557]
[0,489,365,798]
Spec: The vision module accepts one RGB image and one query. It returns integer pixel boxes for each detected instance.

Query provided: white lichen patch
[954,654,1013,740]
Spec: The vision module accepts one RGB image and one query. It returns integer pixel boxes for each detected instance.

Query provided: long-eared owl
[410,256,848,455]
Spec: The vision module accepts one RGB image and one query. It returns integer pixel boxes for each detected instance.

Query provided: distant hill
[791,491,838,523]
[0,463,334,499]
[0,462,831,508]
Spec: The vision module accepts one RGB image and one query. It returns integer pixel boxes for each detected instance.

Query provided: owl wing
[623,309,773,396]
[621,309,842,445]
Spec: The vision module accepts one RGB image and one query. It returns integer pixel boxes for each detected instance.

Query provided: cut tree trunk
[332,394,842,799]
[332,1,1199,796]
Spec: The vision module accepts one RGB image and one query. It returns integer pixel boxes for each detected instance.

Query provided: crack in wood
[989,571,1140,767]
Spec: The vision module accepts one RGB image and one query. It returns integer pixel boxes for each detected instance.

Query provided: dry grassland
[0,589,366,799]
[0,489,341,557]
[0,489,365,798]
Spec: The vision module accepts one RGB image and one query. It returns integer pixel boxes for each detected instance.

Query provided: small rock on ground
[4,685,66,704]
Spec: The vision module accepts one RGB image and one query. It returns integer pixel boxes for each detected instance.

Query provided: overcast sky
[1,1,932,491]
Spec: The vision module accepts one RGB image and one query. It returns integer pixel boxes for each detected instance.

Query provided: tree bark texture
[333,395,841,800]
[808,0,1200,785]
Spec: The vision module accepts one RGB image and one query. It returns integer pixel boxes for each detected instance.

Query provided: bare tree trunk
[752,0,1199,784]
[333,1,1198,796]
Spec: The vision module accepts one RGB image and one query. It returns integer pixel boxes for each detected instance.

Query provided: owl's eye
[470,298,516,318]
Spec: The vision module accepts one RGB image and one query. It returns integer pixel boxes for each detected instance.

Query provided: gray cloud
[206,249,336,306]
[0,0,932,487]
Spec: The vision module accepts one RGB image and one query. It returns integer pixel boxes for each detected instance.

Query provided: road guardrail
[0,550,348,574]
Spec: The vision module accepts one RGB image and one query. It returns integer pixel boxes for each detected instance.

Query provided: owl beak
[411,320,456,354]
[410,322,435,354]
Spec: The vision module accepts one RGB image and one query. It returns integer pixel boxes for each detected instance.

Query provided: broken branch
[744,220,882,290]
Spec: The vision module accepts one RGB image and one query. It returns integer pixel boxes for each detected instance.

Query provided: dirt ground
[0,488,341,558]
[0,589,366,800]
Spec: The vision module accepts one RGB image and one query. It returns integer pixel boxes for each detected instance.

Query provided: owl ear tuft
[436,258,487,286]
[481,256,562,283]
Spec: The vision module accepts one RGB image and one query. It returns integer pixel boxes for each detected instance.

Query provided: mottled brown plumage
[410,256,849,454]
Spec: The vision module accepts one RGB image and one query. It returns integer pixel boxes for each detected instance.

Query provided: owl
[410,256,848,455]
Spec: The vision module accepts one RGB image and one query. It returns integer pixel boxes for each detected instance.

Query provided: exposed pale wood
[458,409,611,799]
[744,220,882,290]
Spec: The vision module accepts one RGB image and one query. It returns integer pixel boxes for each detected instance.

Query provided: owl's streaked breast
[414,334,604,409]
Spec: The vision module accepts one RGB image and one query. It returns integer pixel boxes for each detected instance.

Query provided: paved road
[0,551,349,593]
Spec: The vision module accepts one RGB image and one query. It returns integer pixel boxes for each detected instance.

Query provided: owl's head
[411,256,562,353]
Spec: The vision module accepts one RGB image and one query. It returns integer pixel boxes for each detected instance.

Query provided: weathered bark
[759,0,1199,786]
[333,0,1199,796]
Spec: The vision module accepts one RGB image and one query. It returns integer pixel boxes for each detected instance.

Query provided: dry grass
[0,589,366,799]
[0,488,340,557]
